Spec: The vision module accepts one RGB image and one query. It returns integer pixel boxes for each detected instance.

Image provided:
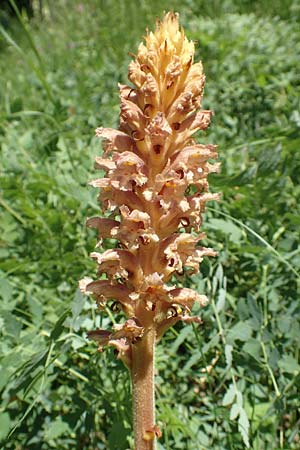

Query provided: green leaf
[44,417,70,441]
[216,288,226,312]
[207,218,243,244]
[245,401,273,425]
[0,278,13,302]
[0,412,10,440]
[71,289,86,319]
[170,327,192,354]
[278,354,300,374]
[12,350,48,392]
[0,367,11,391]
[230,403,240,420]
[243,338,261,362]
[50,309,70,341]
[19,130,33,150]
[1,311,22,339]
[223,383,236,406]
[227,321,252,342]
[108,421,130,450]
[28,295,43,325]
[247,293,262,328]
[183,351,202,371]
[238,408,250,448]
[225,344,233,368]
[63,289,87,332]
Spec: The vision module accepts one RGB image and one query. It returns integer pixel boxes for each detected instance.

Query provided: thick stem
[131,326,156,450]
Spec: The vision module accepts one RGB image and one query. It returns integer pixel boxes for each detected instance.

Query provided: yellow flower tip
[143,430,154,441]
[143,424,162,441]
[128,11,204,119]
[156,11,194,56]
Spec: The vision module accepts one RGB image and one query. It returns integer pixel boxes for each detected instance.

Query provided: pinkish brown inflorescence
[80,12,219,448]
[80,11,219,367]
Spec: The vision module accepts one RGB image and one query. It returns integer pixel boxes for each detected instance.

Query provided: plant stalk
[131,326,156,450]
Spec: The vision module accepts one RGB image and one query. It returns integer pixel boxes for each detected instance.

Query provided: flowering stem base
[131,327,156,450]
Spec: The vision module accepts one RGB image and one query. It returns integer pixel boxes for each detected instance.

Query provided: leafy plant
[0,1,299,449]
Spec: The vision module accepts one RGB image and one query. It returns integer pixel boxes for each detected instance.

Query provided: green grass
[0,0,300,449]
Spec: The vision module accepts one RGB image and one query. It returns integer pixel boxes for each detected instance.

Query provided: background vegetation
[0,0,300,448]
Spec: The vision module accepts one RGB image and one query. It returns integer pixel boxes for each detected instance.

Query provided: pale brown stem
[131,326,156,450]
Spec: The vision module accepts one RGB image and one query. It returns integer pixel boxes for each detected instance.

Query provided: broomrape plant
[80,12,220,450]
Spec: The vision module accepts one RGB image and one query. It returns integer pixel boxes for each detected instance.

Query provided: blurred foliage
[0,0,299,449]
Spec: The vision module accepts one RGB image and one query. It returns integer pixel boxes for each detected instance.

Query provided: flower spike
[80,12,219,450]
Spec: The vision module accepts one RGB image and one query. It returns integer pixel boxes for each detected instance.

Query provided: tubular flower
[80,12,219,449]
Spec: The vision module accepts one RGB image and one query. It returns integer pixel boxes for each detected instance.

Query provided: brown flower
[80,13,220,448]
[81,12,219,359]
